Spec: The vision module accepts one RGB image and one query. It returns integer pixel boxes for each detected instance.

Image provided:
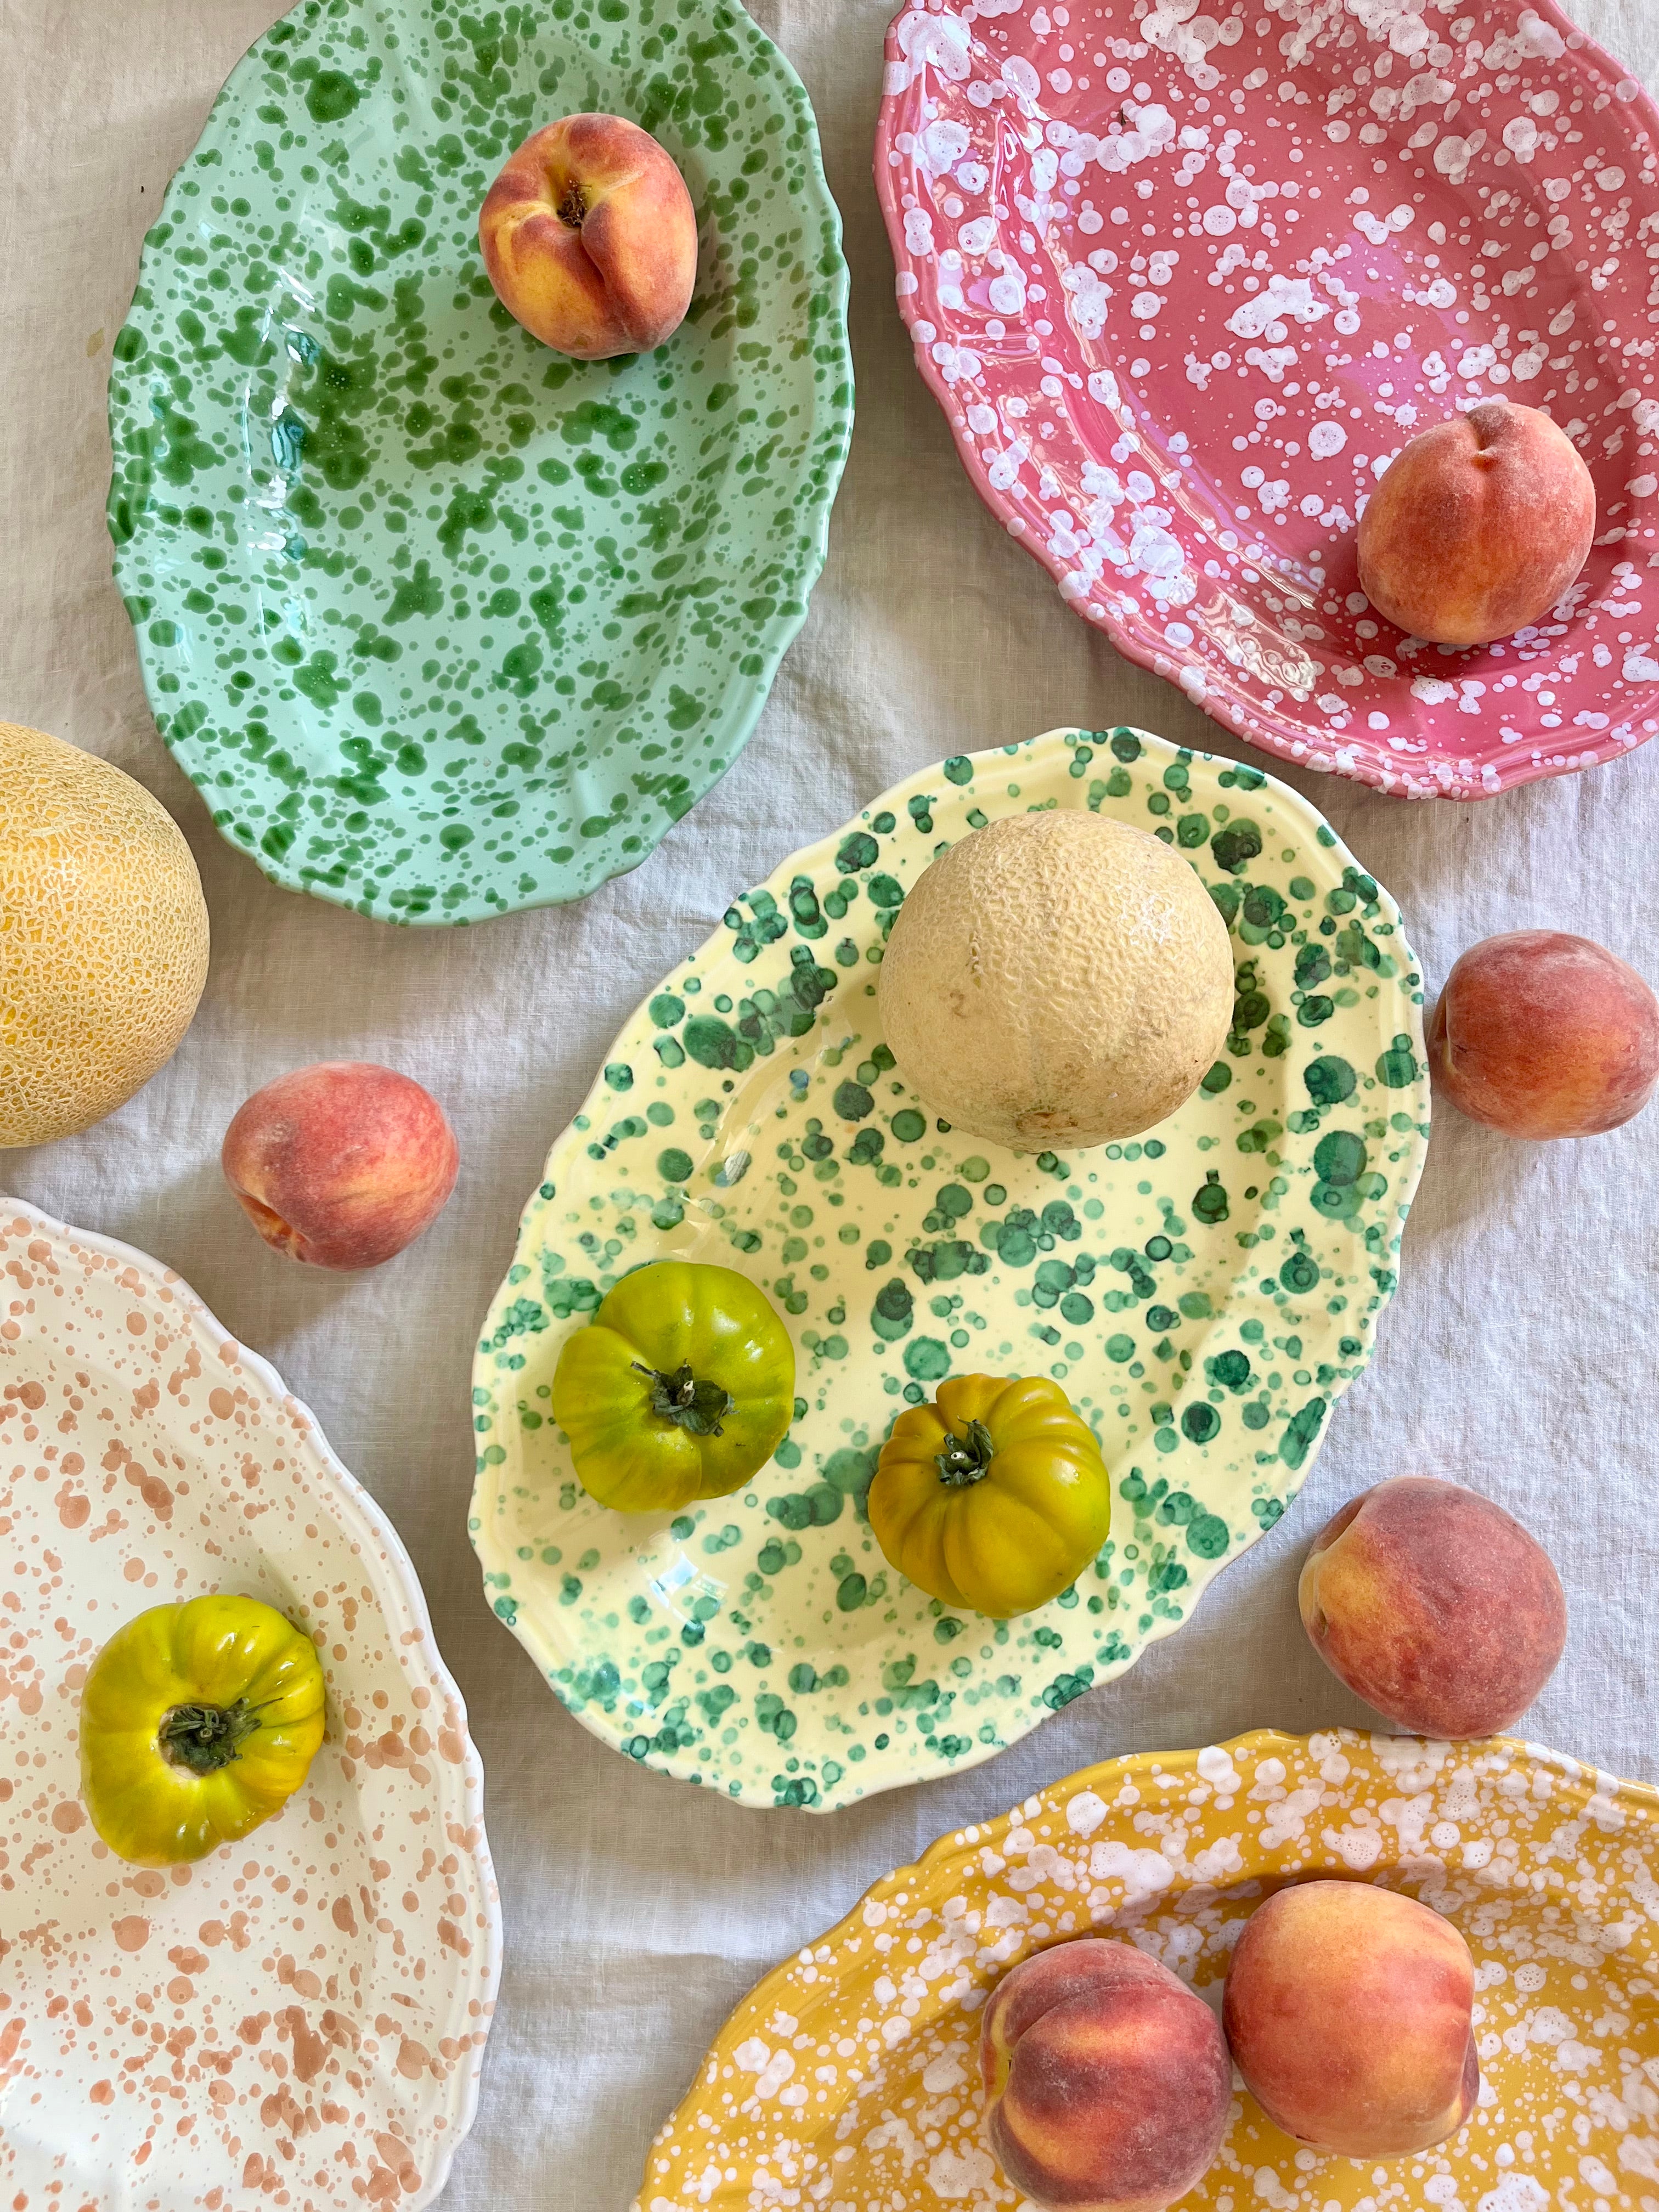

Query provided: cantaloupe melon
[1,725,210,1147]
[878,810,1234,1151]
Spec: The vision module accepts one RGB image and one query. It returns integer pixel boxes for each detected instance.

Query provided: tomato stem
[634,1361,734,1437]
[157,1700,261,1774]
[935,1418,998,1487]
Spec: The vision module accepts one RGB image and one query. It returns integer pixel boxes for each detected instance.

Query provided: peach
[479,114,697,360]
[981,1940,1232,2212]
[1299,1476,1566,1739]
[1224,1882,1477,2157]
[1357,400,1595,645]
[222,1063,458,1272]
[1430,930,1659,1139]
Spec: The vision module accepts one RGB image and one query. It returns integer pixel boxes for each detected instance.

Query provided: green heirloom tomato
[80,1595,326,1866]
[551,1260,795,1511]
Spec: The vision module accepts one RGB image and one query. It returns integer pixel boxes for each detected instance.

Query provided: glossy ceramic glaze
[471,728,1429,1810]
[876,0,1659,798]
[0,1200,498,2210]
[635,1728,1659,2208]
[108,0,853,923]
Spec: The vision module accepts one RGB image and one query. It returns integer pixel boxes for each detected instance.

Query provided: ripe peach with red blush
[980,1939,1232,2212]
[1431,930,1659,1139]
[1299,1476,1566,1739]
[222,1062,458,1271]
[1224,1881,1479,2157]
[1357,400,1595,646]
[479,113,697,360]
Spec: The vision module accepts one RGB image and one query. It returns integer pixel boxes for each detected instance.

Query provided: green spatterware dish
[470,729,1430,1809]
[106,0,853,924]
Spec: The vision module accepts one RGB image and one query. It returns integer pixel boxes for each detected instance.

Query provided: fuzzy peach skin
[1299,1475,1566,1739]
[222,1063,459,1272]
[1357,400,1595,646]
[1430,930,1659,1139]
[479,114,697,359]
[980,1940,1232,2212]
[1223,1882,1479,2158]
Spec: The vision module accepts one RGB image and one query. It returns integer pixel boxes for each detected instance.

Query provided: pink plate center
[877,0,1659,798]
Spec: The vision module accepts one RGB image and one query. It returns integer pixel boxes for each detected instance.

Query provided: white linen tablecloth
[2,3,1656,2203]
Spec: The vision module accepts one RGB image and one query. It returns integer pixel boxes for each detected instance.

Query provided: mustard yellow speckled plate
[634,1728,1659,2211]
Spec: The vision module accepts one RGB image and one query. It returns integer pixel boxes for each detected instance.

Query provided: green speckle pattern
[469,729,1431,1810]
[107,0,853,924]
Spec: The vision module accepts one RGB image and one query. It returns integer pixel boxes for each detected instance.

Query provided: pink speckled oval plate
[0,1200,499,2212]
[876,0,1659,799]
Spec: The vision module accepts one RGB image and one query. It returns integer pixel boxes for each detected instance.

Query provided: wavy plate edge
[0,1189,503,2211]
[106,0,855,925]
[631,1724,1659,2209]
[872,0,1659,803]
[470,726,1432,1811]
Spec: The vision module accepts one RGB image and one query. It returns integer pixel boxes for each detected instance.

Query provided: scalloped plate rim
[633,1725,1659,2210]
[646,1720,1659,2030]
[470,727,1431,1811]
[0,1189,502,2211]
[107,0,854,925]
[872,0,1659,803]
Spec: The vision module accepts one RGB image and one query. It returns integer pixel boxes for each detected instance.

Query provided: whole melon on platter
[0,725,210,1147]
[877,810,1233,1151]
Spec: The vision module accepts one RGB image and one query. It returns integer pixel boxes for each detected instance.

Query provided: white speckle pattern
[635,1729,1659,2212]
[0,1202,499,2210]
[877,0,1659,800]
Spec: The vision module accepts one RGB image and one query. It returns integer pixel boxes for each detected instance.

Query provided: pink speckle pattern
[0,1203,499,2211]
[876,0,1659,798]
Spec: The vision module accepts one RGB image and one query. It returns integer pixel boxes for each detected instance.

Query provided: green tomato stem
[935,1418,998,1488]
[634,1361,735,1438]
[157,1700,261,1774]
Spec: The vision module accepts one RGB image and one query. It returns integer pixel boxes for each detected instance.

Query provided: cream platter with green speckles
[107,0,853,924]
[470,729,1430,1810]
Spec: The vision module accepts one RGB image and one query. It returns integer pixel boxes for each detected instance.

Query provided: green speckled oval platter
[470,729,1430,1809]
[107,0,852,924]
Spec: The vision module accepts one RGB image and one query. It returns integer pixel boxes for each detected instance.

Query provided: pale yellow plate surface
[472,729,1430,1810]
[635,1728,1659,2210]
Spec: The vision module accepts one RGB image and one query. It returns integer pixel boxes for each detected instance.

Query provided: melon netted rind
[877,810,1235,1150]
[0,725,210,1147]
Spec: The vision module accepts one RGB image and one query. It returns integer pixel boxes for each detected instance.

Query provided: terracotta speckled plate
[471,729,1430,1811]
[876,0,1659,798]
[0,1199,499,2212]
[635,1728,1659,2210]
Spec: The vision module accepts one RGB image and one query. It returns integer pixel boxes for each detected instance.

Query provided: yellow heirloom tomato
[80,1595,326,1866]
[552,1260,795,1512]
[868,1374,1113,1618]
